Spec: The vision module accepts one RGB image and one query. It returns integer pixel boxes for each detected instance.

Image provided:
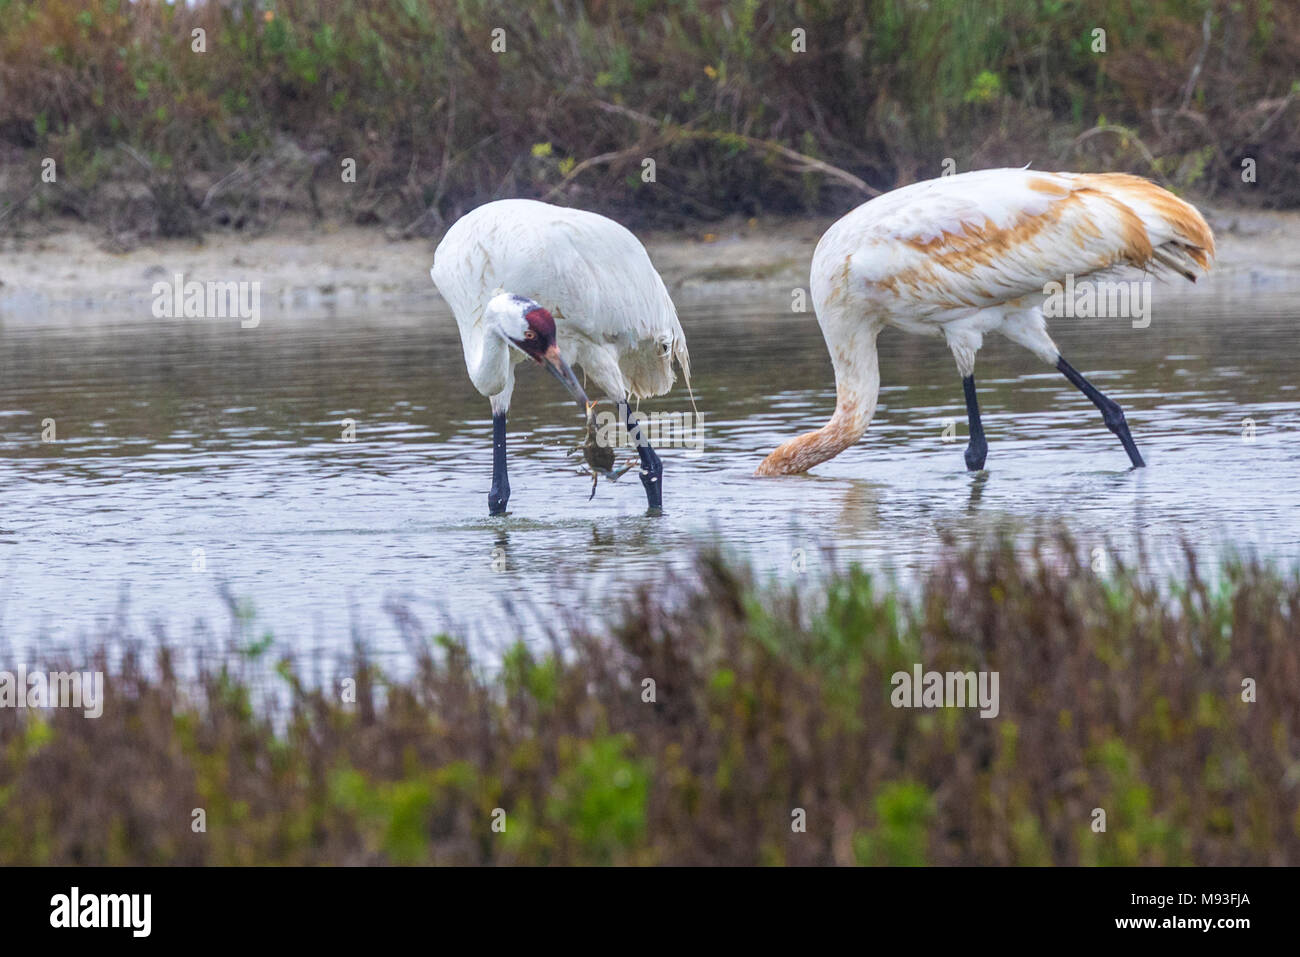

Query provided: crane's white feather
[759,168,1215,476]
[817,168,1214,322]
[432,199,690,408]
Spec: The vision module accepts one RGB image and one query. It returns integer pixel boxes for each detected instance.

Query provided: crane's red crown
[521,306,557,360]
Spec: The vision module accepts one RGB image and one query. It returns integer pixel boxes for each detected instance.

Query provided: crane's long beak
[543,345,589,409]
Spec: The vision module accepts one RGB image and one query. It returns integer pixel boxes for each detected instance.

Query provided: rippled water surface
[3,279,1298,659]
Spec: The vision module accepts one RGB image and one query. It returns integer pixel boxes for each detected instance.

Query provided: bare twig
[1179,9,1213,112]
[0,187,38,226]
[428,79,457,222]
[116,142,155,173]
[202,167,250,210]
[1062,125,1167,183]
[541,147,655,202]
[1250,92,1297,141]
[543,100,879,201]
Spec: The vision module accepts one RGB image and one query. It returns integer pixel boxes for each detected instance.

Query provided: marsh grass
[1,529,1296,865]
[1,0,1296,238]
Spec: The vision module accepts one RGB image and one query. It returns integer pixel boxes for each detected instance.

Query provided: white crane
[432,199,691,514]
[756,168,1215,476]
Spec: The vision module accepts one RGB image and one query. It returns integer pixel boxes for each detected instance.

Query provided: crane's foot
[635,441,663,511]
[1101,404,1145,468]
[960,374,989,471]
[488,481,510,515]
[620,400,664,513]
[488,412,511,514]
[638,461,662,511]
[1056,356,1146,468]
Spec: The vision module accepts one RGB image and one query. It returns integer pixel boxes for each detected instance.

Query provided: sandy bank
[1,205,1296,313]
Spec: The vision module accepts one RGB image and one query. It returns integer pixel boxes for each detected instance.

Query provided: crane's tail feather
[1151,245,1205,281]
[619,329,694,410]
[1071,172,1215,278]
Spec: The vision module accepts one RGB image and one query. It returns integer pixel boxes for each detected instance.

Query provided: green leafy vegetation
[0,529,1296,865]
[0,0,1296,238]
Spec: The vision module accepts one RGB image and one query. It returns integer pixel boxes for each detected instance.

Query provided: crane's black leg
[1056,356,1146,468]
[488,412,510,514]
[621,401,662,512]
[962,374,988,471]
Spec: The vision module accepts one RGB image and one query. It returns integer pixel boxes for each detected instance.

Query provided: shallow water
[2,278,1298,661]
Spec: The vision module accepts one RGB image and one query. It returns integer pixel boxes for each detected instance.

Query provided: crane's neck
[755,322,881,476]
[467,322,517,403]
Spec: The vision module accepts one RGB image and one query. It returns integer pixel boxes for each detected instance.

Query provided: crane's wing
[432,199,689,399]
[830,169,1214,317]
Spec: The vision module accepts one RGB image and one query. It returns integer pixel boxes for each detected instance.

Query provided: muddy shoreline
[2,205,1297,312]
